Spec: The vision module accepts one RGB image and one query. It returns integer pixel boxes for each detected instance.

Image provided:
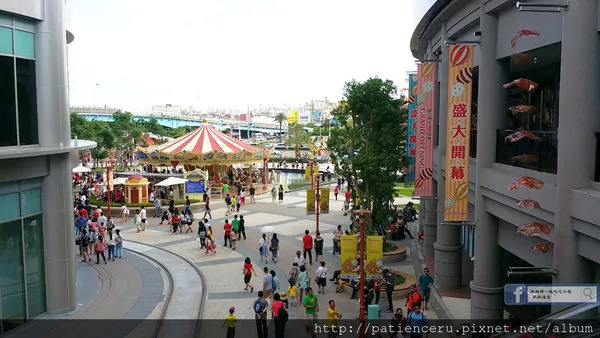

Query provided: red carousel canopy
[137,123,267,166]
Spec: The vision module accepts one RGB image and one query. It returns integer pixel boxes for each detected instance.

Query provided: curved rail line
[126,240,207,338]
[122,247,174,338]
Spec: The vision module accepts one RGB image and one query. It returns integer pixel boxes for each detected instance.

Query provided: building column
[433,22,463,290]
[553,0,598,292]
[422,195,437,258]
[469,10,506,319]
[42,153,76,313]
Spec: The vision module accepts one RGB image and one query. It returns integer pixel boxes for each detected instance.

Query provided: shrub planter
[383,243,408,263]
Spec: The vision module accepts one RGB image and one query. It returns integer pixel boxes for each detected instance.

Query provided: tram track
[125,240,206,338]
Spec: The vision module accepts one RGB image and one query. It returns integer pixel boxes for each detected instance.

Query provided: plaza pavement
[53,183,474,327]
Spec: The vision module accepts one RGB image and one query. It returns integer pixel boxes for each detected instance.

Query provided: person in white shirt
[97,212,107,227]
[140,206,147,231]
[293,250,306,268]
[120,204,129,223]
[315,261,328,294]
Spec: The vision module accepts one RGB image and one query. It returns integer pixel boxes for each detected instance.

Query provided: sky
[66,0,434,111]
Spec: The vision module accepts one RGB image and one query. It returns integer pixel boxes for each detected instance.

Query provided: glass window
[20,189,41,216]
[0,181,19,195]
[0,193,20,222]
[0,14,11,27]
[13,19,34,32]
[0,219,26,330]
[0,56,17,146]
[20,178,41,190]
[0,27,13,54]
[24,214,45,318]
[16,59,38,145]
[14,30,34,58]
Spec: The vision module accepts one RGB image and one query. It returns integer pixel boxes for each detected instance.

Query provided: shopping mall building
[0,0,95,333]
[412,0,600,320]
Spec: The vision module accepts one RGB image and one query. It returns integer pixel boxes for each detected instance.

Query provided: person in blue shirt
[407,304,427,337]
[417,268,434,310]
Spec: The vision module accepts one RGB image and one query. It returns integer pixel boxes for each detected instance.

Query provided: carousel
[136,122,271,199]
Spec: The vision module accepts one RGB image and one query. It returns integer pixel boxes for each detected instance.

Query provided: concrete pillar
[433,22,463,290]
[35,0,70,148]
[42,153,76,313]
[469,10,506,320]
[553,0,598,289]
[422,196,437,258]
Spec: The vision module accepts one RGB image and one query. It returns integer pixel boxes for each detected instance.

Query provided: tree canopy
[328,77,409,226]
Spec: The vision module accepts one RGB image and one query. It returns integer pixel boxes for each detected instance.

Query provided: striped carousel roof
[156,123,261,155]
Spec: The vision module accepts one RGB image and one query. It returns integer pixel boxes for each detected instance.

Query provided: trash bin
[367,304,379,320]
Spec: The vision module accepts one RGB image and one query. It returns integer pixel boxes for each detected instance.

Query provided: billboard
[406,73,418,184]
[287,110,298,125]
[340,235,358,279]
[413,62,437,197]
[444,45,474,221]
[365,236,384,280]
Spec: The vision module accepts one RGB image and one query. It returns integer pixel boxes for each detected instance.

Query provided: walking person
[272,293,288,338]
[223,306,236,338]
[406,284,423,317]
[225,194,232,216]
[270,233,279,263]
[235,194,241,213]
[334,186,339,200]
[79,229,91,262]
[197,219,207,249]
[302,230,313,265]
[384,269,395,312]
[326,300,342,338]
[94,236,108,264]
[314,232,324,262]
[278,185,284,204]
[231,195,237,214]
[418,268,434,310]
[407,304,427,338]
[106,229,116,261]
[249,185,256,204]
[224,219,233,248]
[332,225,342,255]
[315,261,328,294]
[231,227,238,250]
[120,204,129,223]
[271,187,277,203]
[239,215,246,240]
[270,270,279,292]
[240,188,246,206]
[203,197,212,219]
[373,278,382,305]
[262,267,274,301]
[297,265,310,301]
[135,209,142,233]
[243,257,257,292]
[254,291,269,338]
[303,287,319,337]
[115,229,123,259]
[154,196,161,218]
[258,234,269,264]
[140,206,147,231]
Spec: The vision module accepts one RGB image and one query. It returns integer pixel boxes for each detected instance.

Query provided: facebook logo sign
[505,284,527,305]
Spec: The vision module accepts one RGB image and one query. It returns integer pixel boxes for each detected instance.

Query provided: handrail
[498,129,558,135]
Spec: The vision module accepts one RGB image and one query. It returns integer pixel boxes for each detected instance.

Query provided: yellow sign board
[340,235,358,279]
[319,188,330,214]
[287,110,298,125]
[306,188,315,214]
[365,236,384,280]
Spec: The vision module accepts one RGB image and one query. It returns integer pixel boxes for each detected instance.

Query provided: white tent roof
[72,165,92,173]
[112,177,127,185]
[155,177,188,187]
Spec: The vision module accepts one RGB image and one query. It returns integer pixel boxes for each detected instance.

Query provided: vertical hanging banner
[306,188,316,214]
[319,188,330,214]
[340,235,359,279]
[365,236,384,280]
[413,62,437,197]
[405,73,418,184]
[444,44,474,221]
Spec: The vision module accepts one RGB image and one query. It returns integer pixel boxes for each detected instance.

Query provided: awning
[155,177,189,187]
[72,165,92,173]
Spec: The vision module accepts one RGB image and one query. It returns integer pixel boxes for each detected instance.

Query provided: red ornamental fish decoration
[507,176,545,191]
[505,131,542,143]
[503,78,539,92]
[518,200,540,209]
[518,224,542,237]
[512,154,538,164]
[510,53,533,65]
[530,242,552,253]
[511,29,540,49]
[508,105,537,114]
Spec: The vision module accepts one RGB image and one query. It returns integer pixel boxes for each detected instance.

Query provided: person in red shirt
[334,186,339,200]
[242,257,256,292]
[345,190,351,201]
[223,219,233,248]
[302,230,313,265]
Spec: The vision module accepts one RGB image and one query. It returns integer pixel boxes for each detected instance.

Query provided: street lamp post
[353,209,372,338]
[316,174,320,234]
[106,155,115,218]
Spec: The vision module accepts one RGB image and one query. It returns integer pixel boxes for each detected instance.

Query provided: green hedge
[88,196,200,208]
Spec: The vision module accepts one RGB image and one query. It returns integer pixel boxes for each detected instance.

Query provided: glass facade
[0,178,45,334]
[0,16,38,147]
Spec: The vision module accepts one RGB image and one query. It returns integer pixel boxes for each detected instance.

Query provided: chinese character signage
[306,188,316,214]
[365,236,384,280]
[287,110,298,125]
[319,188,330,214]
[413,62,437,197]
[340,235,359,279]
[405,73,418,184]
[444,45,474,221]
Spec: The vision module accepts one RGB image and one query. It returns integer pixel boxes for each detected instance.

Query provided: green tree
[274,113,287,142]
[285,124,309,157]
[328,78,408,227]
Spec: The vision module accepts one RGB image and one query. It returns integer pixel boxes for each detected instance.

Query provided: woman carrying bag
[197,219,208,249]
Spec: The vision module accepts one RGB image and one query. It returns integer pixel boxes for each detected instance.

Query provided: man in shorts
[140,206,147,231]
[418,268,434,310]
[262,267,274,301]
[303,287,319,335]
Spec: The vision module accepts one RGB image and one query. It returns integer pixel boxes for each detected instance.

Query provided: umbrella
[261,226,275,234]
[72,165,91,173]
[155,177,189,187]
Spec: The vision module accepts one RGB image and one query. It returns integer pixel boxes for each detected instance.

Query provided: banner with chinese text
[306,188,316,214]
[365,236,384,280]
[340,235,358,279]
[413,62,437,197]
[319,188,330,214]
[405,73,418,184]
[444,45,474,221]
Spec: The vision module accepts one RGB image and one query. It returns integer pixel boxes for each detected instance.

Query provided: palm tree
[274,113,287,142]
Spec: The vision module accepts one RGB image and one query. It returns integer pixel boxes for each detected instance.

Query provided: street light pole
[353,209,372,338]
[316,174,320,234]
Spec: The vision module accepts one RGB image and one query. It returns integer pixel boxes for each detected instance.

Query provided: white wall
[0,0,43,20]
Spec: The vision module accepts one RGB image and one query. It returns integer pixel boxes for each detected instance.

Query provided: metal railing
[495,130,558,174]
